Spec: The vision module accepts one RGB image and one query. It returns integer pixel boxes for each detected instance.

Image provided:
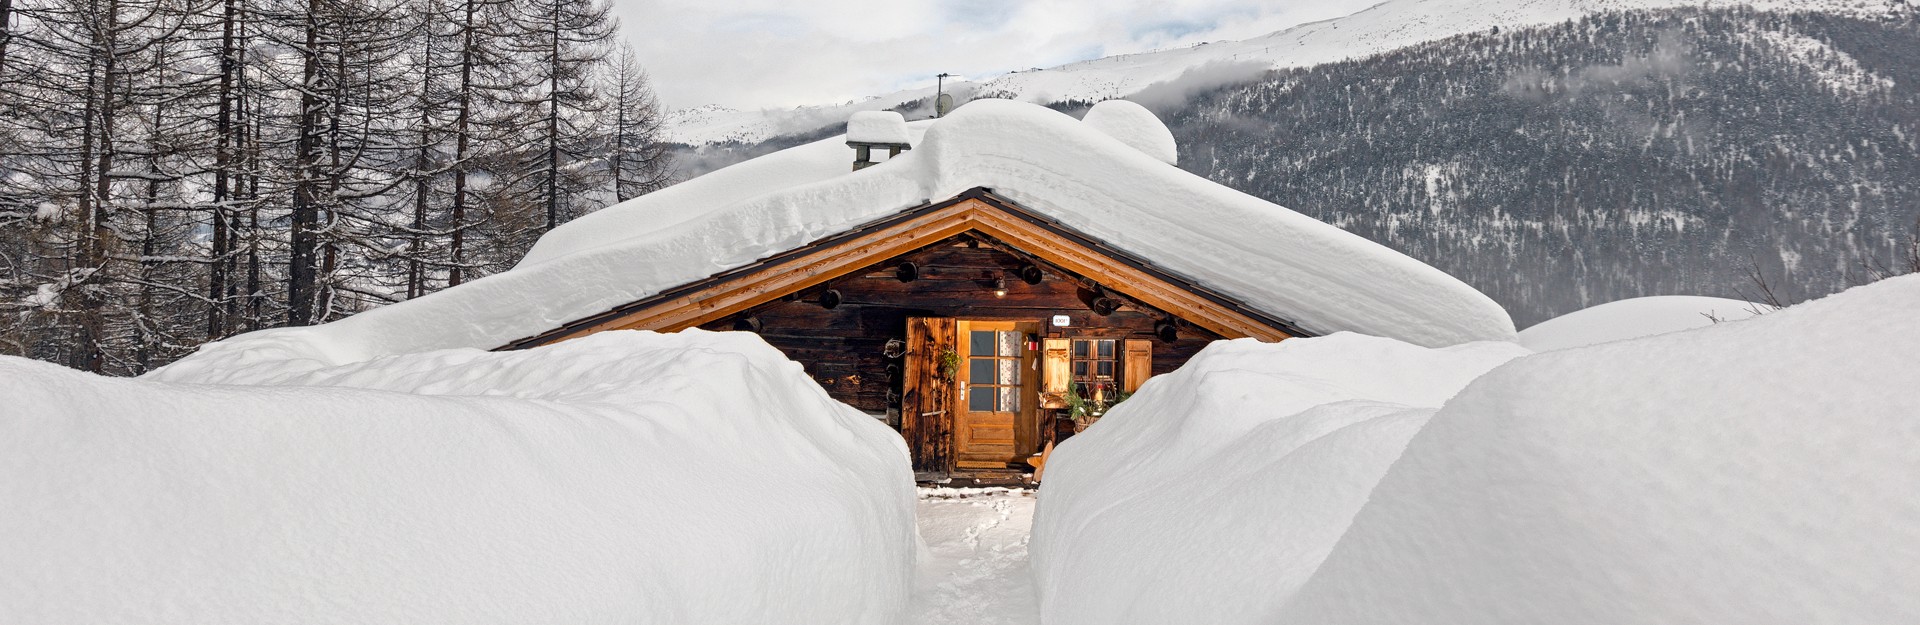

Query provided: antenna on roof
[935,73,955,118]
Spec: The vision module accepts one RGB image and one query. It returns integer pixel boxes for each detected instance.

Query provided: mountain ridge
[663,0,1905,145]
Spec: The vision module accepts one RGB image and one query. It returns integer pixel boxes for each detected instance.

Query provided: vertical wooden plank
[1040,338,1072,408]
[902,317,956,474]
[1015,321,1042,459]
[953,320,974,465]
[1123,339,1153,393]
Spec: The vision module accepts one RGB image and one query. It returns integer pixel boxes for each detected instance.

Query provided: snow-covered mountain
[663,0,1902,145]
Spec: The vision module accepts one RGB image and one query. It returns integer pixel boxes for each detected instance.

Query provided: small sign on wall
[1051,315,1071,327]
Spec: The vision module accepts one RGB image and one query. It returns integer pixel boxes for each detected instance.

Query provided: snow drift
[1034,275,1920,625]
[0,330,917,625]
[155,99,1511,384]
[1518,295,1764,351]
[1079,99,1177,165]
[1029,334,1527,625]
[1278,273,1920,624]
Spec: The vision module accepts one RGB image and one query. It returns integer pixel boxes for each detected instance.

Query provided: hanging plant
[1066,383,1132,430]
[939,348,960,381]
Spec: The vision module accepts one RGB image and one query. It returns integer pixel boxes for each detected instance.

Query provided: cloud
[609,0,1384,110]
[1126,59,1274,115]
[1502,30,1695,101]
[1501,30,1703,143]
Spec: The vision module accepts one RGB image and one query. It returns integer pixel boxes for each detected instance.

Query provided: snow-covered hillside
[664,0,1901,145]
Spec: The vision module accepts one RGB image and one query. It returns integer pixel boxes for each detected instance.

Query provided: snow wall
[1035,274,1920,625]
[0,330,918,625]
[1029,334,1527,624]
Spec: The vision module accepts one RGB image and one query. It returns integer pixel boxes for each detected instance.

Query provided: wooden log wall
[700,236,1224,420]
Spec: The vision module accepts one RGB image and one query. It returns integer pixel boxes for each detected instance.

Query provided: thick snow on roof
[155,99,1512,382]
[1080,100,1177,165]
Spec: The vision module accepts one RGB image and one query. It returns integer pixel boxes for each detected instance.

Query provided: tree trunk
[287,0,324,326]
[207,0,237,337]
[544,2,559,232]
[448,0,475,286]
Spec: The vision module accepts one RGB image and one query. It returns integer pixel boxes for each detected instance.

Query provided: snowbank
[156,100,1510,381]
[1035,275,1920,625]
[1029,334,1527,625]
[1079,100,1177,165]
[1519,295,1764,351]
[1277,274,1920,624]
[0,330,917,624]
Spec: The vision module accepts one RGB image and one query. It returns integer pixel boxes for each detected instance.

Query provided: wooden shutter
[1123,339,1153,393]
[901,317,956,474]
[1040,338,1072,409]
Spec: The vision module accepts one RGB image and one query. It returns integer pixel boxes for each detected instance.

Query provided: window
[967,329,1022,412]
[1070,338,1118,399]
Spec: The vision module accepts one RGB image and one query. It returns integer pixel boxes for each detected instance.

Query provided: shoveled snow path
[910,488,1040,625]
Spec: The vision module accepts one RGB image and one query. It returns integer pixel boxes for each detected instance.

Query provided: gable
[502,188,1306,350]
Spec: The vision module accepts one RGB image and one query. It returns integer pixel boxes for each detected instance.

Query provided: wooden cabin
[483,100,1514,481]
[504,188,1304,478]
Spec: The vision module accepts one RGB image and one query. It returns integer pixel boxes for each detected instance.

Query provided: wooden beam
[537,203,977,343]
[962,203,1291,341]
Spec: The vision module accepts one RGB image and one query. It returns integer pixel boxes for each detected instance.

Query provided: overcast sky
[608,0,1383,111]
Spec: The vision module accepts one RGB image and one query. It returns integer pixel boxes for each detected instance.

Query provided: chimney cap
[847,111,911,147]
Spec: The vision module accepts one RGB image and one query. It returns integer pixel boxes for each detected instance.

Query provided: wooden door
[955,320,1041,469]
[902,317,956,474]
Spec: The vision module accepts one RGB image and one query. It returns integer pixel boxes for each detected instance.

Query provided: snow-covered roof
[154,99,1514,382]
[1079,101,1177,166]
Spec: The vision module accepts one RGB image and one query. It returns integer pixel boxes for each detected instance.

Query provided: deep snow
[1518,295,1765,351]
[7,276,1917,624]
[1034,274,1920,625]
[1277,274,1920,624]
[1079,100,1178,165]
[0,330,918,625]
[1030,334,1527,625]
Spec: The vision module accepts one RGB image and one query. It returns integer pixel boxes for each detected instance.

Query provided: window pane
[969,387,995,411]
[1097,361,1114,378]
[1073,361,1088,377]
[999,357,1018,385]
[998,330,1021,357]
[1096,340,1114,359]
[998,387,1019,412]
[969,358,994,383]
[1072,340,1088,358]
[970,331,994,355]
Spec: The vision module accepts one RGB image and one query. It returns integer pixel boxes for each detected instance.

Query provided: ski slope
[664,0,1902,145]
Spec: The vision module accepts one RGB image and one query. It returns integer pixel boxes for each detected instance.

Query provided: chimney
[847,111,911,171]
